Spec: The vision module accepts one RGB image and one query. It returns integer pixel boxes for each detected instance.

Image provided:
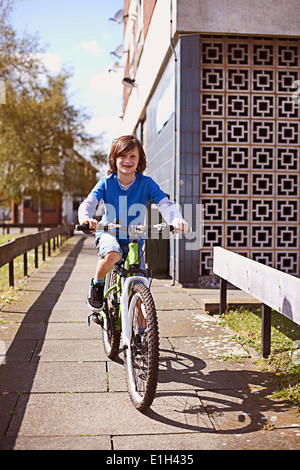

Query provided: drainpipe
[170,0,178,285]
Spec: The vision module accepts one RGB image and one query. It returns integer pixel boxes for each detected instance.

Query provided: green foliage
[219,307,300,409]
[0,0,107,214]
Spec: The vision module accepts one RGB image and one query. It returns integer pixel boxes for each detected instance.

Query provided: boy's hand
[172,217,189,234]
[81,218,98,232]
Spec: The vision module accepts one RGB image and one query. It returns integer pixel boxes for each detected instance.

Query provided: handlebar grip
[170,225,193,234]
[75,223,94,234]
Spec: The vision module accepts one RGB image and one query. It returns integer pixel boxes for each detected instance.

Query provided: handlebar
[75,222,190,235]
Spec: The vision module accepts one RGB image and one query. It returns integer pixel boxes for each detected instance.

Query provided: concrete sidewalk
[0,234,299,450]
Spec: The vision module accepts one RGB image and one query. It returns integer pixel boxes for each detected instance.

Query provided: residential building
[11,154,98,225]
[120,0,300,285]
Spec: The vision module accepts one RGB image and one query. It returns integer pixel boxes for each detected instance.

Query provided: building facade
[121,0,300,285]
[11,155,98,225]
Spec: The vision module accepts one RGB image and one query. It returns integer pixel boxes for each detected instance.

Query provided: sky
[10,0,125,155]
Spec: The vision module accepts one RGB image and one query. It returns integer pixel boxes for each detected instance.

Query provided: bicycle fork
[120,275,151,353]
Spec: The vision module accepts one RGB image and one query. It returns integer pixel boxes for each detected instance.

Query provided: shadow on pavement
[0,237,85,449]
[144,348,292,435]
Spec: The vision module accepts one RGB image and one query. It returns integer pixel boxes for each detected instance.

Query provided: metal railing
[213,246,300,358]
[0,224,74,287]
[0,223,58,234]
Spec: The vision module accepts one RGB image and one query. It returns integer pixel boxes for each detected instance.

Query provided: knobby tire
[103,267,121,359]
[124,283,159,411]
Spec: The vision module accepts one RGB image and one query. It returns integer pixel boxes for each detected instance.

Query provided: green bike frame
[101,241,141,330]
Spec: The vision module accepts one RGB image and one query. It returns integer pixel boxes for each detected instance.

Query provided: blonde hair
[107,135,147,175]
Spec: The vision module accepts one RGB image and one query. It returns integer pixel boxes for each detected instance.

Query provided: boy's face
[116,145,139,177]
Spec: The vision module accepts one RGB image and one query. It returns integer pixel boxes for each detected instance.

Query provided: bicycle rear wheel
[103,266,121,359]
[124,283,159,411]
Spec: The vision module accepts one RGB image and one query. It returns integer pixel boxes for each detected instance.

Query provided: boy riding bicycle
[78,135,188,312]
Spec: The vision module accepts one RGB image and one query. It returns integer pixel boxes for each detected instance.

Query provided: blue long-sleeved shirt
[79,172,183,244]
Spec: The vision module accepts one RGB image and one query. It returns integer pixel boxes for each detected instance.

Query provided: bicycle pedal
[88,313,104,326]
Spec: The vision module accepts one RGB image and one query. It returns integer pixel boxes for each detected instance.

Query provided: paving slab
[186,288,262,313]
[47,307,89,323]
[0,393,19,436]
[0,362,107,393]
[31,338,107,362]
[6,391,213,438]
[166,325,249,359]
[158,309,217,337]
[0,322,95,341]
[1,301,53,313]
[0,321,47,340]
[39,322,100,340]
[197,388,300,434]
[0,234,299,451]
[57,293,91,302]
[157,355,263,392]
[152,292,202,310]
[50,301,89,312]
[113,428,300,450]
[1,339,37,362]
[21,281,65,293]
[0,311,26,323]
[58,283,91,294]
[0,435,112,450]
[1,309,51,324]
[106,359,127,392]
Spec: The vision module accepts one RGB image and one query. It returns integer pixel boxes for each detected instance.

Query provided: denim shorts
[95,232,145,268]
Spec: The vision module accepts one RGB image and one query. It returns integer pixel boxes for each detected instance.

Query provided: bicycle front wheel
[103,267,121,359]
[124,283,159,411]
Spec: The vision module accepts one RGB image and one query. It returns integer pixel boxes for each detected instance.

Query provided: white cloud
[75,40,103,56]
[86,114,124,152]
[90,66,123,96]
[36,52,62,73]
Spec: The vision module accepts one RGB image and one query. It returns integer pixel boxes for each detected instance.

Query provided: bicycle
[76,221,177,411]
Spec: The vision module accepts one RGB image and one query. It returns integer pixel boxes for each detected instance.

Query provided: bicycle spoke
[102,268,121,359]
[124,284,159,410]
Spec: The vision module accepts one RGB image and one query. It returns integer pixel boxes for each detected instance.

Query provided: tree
[0,71,105,222]
[0,0,44,207]
[0,0,107,220]
[0,0,42,93]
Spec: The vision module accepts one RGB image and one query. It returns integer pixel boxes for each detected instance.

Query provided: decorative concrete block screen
[199,35,300,277]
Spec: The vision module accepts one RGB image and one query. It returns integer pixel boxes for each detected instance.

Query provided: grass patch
[219,306,300,410]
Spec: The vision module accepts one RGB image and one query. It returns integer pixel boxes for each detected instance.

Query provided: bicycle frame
[75,221,169,410]
[103,239,151,351]
[121,274,150,351]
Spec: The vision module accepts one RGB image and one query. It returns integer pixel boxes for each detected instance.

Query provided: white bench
[213,246,300,357]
